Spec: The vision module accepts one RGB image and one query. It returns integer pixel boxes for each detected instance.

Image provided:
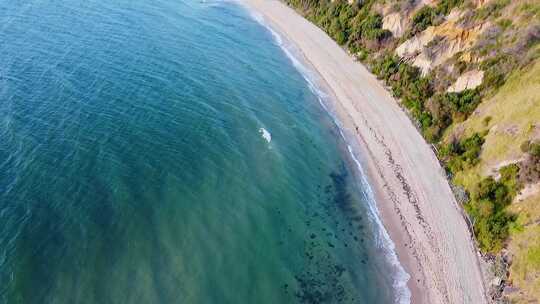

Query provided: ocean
[0,0,407,303]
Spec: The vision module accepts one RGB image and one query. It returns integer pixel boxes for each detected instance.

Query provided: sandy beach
[242,0,488,303]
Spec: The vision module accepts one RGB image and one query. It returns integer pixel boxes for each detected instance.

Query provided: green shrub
[371,55,441,139]
[500,164,521,197]
[480,54,518,91]
[473,177,508,206]
[447,89,481,118]
[371,53,400,80]
[330,18,348,44]
[429,89,481,130]
[530,142,540,157]
[466,172,517,252]
[472,209,513,252]
[405,75,432,102]
[436,0,464,15]
[520,140,540,157]
[316,1,357,44]
[350,12,391,43]
[360,14,382,39]
[411,6,436,34]
[497,18,512,30]
[519,2,540,17]
[443,132,485,173]
[463,163,520,252]
[348,42,370,60]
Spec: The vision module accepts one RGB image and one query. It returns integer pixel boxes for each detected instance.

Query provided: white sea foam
[259,127,271,143]
[347,145,412,304]
[250,11,412,304]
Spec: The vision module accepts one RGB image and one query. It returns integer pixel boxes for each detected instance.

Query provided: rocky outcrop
[447,70,484,92]
[383,12,406,37]
[395,28,434,58]
[395,10,491,75]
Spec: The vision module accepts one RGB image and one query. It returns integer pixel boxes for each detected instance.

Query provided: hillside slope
[453,57,540,302]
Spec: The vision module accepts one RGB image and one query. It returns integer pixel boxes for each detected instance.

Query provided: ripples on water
[0,0,397,303]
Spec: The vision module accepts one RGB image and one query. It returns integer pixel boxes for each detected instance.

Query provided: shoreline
[253,12,413,303]
[241,0,488,303]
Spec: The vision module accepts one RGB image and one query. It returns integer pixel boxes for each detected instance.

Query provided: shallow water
[0,0,400,303]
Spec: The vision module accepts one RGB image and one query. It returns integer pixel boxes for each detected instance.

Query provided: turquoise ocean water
[0,0,408,303]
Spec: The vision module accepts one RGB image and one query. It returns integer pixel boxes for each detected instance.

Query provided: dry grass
[507,192,540,302]
[449,56,540,185]
[450,55,540,303]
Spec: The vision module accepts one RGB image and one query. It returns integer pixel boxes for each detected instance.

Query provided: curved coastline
[240,0,488,303]
[247,9,412,304]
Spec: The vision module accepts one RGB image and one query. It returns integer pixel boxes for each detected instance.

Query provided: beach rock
[447,70,484,92]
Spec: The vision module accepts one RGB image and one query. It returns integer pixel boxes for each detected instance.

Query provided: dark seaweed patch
[285,165,376,303]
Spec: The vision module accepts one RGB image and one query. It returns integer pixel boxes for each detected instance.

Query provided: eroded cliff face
[383,12,406,37]
[395,13,490,75]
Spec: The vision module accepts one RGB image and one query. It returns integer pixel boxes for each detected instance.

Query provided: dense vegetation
[465,164,520,252]
[441,132,485,174]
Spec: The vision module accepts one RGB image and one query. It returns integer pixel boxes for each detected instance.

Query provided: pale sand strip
[241,0,488,303]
